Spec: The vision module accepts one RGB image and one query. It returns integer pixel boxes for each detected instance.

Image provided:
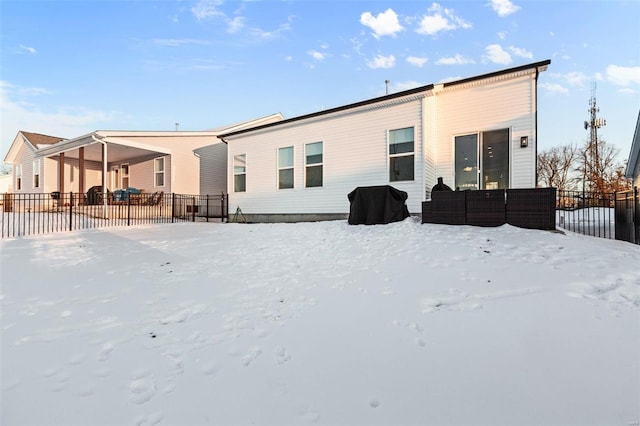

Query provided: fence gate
[615,188,639,244]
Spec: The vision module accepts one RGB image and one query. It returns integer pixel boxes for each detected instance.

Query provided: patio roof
[34,132,177,163]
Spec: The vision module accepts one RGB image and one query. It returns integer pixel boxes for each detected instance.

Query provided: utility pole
[583,83,606,192]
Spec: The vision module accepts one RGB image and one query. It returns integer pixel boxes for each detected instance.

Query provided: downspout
[91,135,109,219]
[534,67,539,187]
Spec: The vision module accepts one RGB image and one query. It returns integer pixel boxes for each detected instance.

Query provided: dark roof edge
[220,59,551,139]
[443,59,551,88]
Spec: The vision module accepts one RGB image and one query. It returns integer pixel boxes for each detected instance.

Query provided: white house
[625,110,640,188]
[220,60,551,222]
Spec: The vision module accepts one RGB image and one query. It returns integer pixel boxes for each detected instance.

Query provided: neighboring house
[3,131,67,194]
[625,110,640,188]
[0,174,12,194]
[219,60,551,222]
[3,114,283,200]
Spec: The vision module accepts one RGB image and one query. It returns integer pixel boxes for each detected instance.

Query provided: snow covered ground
[1,218,639,426]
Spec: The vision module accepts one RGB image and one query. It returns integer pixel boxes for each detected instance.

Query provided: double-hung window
[33,160,40,188]
[16,164,22,190]
[154,157,165,187]
[278,147,294,189]
[121,164,130,188]
[234,154,246,192]
[389,127,414,182]
[305,142,323,188]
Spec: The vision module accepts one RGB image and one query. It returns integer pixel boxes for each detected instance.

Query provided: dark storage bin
[431,191,466,225]
[507,188,556,230]
[466,190,506,227]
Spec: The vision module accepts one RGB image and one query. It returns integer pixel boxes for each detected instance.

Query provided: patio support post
[59,152,65,195]
[92,136,109,219]
[79,147,85,200]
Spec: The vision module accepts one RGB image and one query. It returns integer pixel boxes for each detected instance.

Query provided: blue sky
[1,0,639,165]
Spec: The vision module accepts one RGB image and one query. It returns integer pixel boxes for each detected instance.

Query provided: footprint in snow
[242,347,262,367]
[273,346,291,365]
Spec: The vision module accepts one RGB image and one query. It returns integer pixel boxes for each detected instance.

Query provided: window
[16,164,22,190]
[389,127,414,182]
[33,160,40,188]
[234,154,246,192]
[305,142,323,187]
[154,157,165,187]
[278,147,294,189]
[121,164,130,188]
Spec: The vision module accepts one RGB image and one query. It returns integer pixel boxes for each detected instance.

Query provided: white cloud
[191,0,225,20]
[249,22,292,40]
[227,16,246,33]
[407,56,428,67]
[19,44,37,54]
[360,8,404,39]
[508,45,532,59]
[564,72,589,87]
[367,54,396,69]
[606,65,640,86]
[484,44,512,65]
[0,82,122,157]
[540,82,569,94]
[416,3,471,36]
[498,31,507,40]
[436,54,474,65]
[489,0,520,17]
[617,87,637,95]
[308,50,326,61]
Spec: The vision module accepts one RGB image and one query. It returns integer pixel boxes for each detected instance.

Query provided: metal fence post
[206,194,210,222]
[172,193,175,223]
[69,192,74,232]
[192,196,196,222]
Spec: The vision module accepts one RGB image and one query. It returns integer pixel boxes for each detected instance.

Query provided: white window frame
[33,159,40,188]
[304,142,323,188]
[278,146,294,190]
[154,157,165,187]
[233,154,246,193]
[388,127,415,182]
[16,164,22,191]
[121,163,130,189]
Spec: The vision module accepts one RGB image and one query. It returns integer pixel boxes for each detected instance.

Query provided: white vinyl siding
[434,75,536,189]
[195,142,227,195]
[227,96,423,214]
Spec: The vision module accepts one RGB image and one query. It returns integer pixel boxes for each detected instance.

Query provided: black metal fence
[1,192,228,238]
[556,190,616,239]
[555,189,639,244]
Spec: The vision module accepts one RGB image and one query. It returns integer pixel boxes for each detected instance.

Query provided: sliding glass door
[455,129,509,190]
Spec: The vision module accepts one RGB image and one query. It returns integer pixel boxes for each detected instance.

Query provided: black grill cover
[347,185,410,225]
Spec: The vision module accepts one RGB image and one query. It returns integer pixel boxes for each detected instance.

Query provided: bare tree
[0,163,11,175]
[578,138,630,193]
[537,143,579,191]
